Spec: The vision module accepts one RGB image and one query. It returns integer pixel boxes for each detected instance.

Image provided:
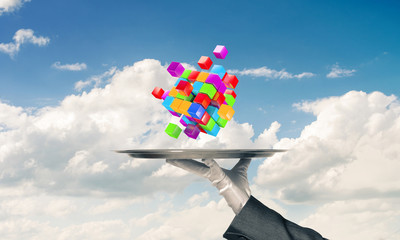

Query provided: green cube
[176,93,194,101]
[199,83,217,99]
[200,117,216,131]
[165,123,182,139]
[180,70,192,79]
[224,94,236,106]
[217,117,228,128]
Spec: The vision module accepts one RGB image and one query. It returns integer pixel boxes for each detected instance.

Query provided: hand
[166,158,251,215]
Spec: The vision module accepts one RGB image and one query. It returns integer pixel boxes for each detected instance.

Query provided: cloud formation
[0,0,30,15]
[326,63,356,78]
[229,66,315,80]
[52,61,87,71]
[0,28,49,57]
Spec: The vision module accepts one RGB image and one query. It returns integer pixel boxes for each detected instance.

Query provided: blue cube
[205,123,220,136]
[206,106,220,122]
[162,96,175,111]
[192,81,204,95]
[187,103,206,119]
[210,65,227,79]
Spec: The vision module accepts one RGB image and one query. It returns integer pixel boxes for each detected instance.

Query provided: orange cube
[218,104,235,121]
[196,72,209,82]
[170,98,184,113]
[178,101,192,116]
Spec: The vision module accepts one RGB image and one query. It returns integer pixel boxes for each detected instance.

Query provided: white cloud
[228,66,315,80]
[326,63,356,78]
[0,28,49,57]
[74,66,116,91]
[255,90,400,239]
[52,61,87,71]
[0,0,30,15]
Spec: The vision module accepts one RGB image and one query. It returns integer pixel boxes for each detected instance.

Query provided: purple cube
[167,62,185,77]
[162,90,170,100]
[217,82,227,94]
[168,110,181,117]
[186,116,196,122]
[205,73,222,90]
[184,124,201,139]
[213,45,228,59]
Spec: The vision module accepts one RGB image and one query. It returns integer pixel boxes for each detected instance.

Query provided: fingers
[231,158,251,175]
[202,158,226,184]
[166,159,209,177]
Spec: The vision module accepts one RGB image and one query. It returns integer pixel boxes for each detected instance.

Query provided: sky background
[1,0,400,239]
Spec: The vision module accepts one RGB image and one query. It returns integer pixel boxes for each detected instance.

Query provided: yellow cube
[218,104,235,121]
[196,72,209,82]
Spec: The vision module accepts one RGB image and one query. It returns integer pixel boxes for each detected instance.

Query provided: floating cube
[184,124,201,139]
[195,111,211,125]
[181,115,196,126]
[217,117,228,128]
[176,92,194,101]
[206,106,220,122]
[196,72,209,82]
[224,94,236,106]
[199,83,217,99]
[165,123,182,139]
[178,101,192,116]
[170,98,184,113]
[213,45,228,59]
[222,74,239,89]
[176,80,193,97]
[167,62,185,77]
[210,92,225,108]
[224,89,236,99]
[200,117,216,131]
[193,93,211,109]
[180,117,188,127]
[152,87,165,99]
[180,69,192,79]
[188,71,200,83]
[217,82,227,94]
[198,56,213,70]
[210,65,227,79]
[162,96,175,111]
[187,103,206,119]
[174,78,188,86]
[192,81,203,96]
[205,74,222,90]
[205,123,220,136]
[168,87,178,97]
[218,104,235,120]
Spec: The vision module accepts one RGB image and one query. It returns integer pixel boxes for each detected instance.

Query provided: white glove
[166,158,251,215]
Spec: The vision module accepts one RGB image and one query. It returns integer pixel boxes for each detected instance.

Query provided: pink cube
[213,45,228,59]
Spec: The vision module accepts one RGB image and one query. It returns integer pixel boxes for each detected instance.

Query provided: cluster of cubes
[152,45,239,139]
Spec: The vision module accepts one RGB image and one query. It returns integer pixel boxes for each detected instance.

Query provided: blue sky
[1,1,400,239]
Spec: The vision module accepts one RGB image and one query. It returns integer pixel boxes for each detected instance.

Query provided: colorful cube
[213,45,228,59]
[162,96,175,111]
[224,89,237,99]
[199,83,217,99]
[210,92,225,108]
[224,94,236,106]
[217,117,228,128]
[205,73,222,90]
[184,124,201,139]
[170,98,184,113]
[167,62,185,77]
[205,123,220,136]
[217,81,227,94]
[195,111,211,125]
[152,87,165,99]
[178,101,192,116]
[168,87,178,97]
[218,104,235,120]
[181,115,196,125]
[180,69,192,79]
[161,90,170,100]
[206,106,220,122]
[188,71,200,83]
[187,103,206,119]
[176,92,194,102]
[193,93,211,109]
[176,80,193,97]
[198,56,213,70]
[200,117,216,131]
[210,65,227,79]
[196,72,209,82]
[222,74,239,89]
[192,82,203,95]
[165,123,182,139]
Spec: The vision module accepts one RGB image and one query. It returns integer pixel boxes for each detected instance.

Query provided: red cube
[210,92,226,108]
[193,93,211,109]
[195,112,211,125]
[224,89,237,99]
[196,124,207,133]
[222,74,239,89]
[188,71,200,83]
[176,80,193,97]
[198,56,213,70]
[152,87,165,99]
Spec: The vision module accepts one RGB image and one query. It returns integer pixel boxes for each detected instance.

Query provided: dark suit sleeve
[223,196,327,240]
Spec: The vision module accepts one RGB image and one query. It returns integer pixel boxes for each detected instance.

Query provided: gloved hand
[166,158,251,215]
